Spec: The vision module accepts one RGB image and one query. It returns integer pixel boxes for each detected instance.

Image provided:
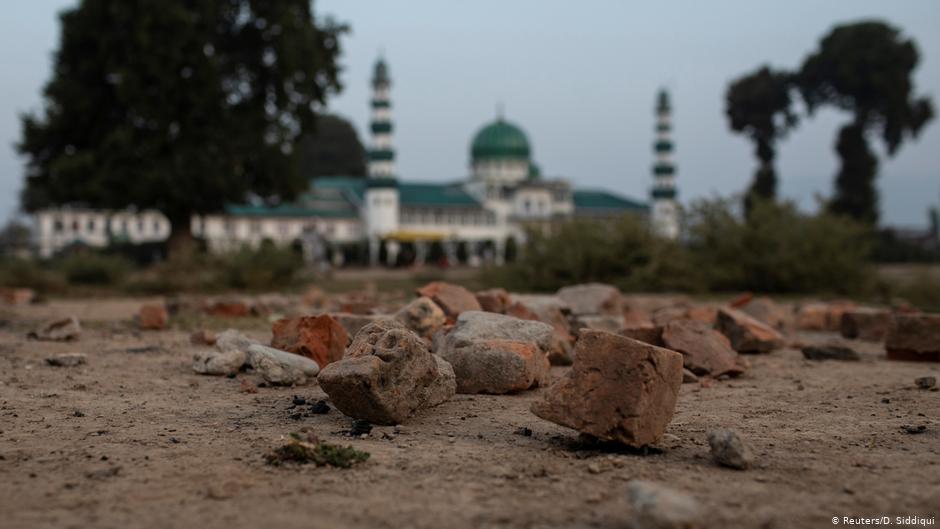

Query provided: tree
[19,0,347,247]
[725,66,798,217]
[929,206,939,241]
[796,21,934,224]
[296,114,367,178]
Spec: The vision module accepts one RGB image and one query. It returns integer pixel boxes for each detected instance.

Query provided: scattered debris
[531,330,683,448]
[416,281,482,321]
[801,345,860,362]
[395,296,447,338]
[839,308,893,342]
[661,319,744,377]
[45,353,87,367]
[309,400,331,414]
[514,427,533,437]
[438,311,553,394]
[886,313,940,362]
[716,308,783,354]
[264,433,370,468]
[192,329,251,376]
[271,314,348,369]
[556,283,622,316]
[707,428,754,470]
[901,424,927,435]
[914,376,936,390]
[28,316,82,341]
[138,303,169,330]
[627,480,702,529]
[318,320,455,425]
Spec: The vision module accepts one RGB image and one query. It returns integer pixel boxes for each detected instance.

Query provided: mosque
[34,57,679,265]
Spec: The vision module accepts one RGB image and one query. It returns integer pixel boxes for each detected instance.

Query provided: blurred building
[33,207,170,258]
[35,57,655,266]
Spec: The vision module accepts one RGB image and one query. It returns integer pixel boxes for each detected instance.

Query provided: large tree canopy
[796,20,934,224]
[296,114,367,179]
[725,66,798,216]
[19,0,347,238]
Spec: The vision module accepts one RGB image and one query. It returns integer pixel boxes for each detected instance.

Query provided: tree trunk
[830,122,878,225]
[167,212,196,259]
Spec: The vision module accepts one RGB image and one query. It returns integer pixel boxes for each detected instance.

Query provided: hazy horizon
[2,0,938,227]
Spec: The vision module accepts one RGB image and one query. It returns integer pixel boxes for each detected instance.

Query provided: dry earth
[1,298,938,529]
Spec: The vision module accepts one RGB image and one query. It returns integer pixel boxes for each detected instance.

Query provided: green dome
[470,118,531,162]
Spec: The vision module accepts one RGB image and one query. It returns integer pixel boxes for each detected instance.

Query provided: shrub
[0,258,67,293]
[686,199,876,294]
[218,242,304,290]
[53,251,133,286]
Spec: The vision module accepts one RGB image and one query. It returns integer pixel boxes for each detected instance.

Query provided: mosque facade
[34,58,677,265]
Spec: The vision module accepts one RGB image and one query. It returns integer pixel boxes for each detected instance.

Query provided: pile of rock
[193,329,320,385]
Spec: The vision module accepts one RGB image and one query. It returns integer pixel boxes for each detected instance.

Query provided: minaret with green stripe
[651,89,679,239]
[368,57,395,177]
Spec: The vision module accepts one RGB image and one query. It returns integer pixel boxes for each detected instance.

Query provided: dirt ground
[1,298,938,529]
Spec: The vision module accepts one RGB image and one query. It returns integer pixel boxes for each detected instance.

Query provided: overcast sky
[2,1,938,226]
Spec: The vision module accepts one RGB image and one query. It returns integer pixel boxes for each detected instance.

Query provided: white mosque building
[34,58,678,265]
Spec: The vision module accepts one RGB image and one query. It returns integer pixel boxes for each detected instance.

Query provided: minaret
[651,89,679,239]
[368,57,394,177]
[364,55,399,265]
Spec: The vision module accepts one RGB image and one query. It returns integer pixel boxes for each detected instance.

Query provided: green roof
[224,203,357,219]
[399,182,481,207]
[471,118,531,162]
[573,189,648,213]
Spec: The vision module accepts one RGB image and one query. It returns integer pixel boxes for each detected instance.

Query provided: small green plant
[265,433,370,468]
[54,251,133,286]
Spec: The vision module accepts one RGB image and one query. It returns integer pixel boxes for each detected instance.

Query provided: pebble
[707,428,754,470]
[627,480,702,529]
[914,376,936,390]
[45,353,87,367]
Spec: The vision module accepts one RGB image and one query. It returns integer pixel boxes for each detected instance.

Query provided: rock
[329,313,381,342]
[620,324,664,347]
[0,287,35,305]
[914,376,936,390]
[439,311,554,394]
[442,339,549,394]
[192,329,252,376]
[338,297,376,315]
[840,308,893,341]
[795,301,855,332]
[247,343,320,385]
[270,315,348,369]
[716,308,783,354]
[45,353,87,367]
[138,303,168,330]
[318,320,455,424]
[801,345,860,362]
[575,315,625,334]
[885,313,940,362]
[681,369,698,384]
[29,316,82,341]
[729,292,753,308]
[189,329,217,346]
[395,297,447,337]
[415,281,481,321]
[206,299,250,318]
[531,331,683,447]
[740,297,787,329]
[556,283,622,316]
[661,320,741,377]
[506,300,574,365]
[686,306,718,325]
[475,288,511,313]
[627,480,702,529]
[707,428,753,470]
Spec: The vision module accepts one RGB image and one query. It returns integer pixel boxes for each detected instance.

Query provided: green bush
[53,251,133,286]
[488,199,875,295]
[218,241,304,290]
[0,258,67,293]
[686,199,875,294]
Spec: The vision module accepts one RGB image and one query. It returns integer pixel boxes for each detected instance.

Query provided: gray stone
[801,345,860,362]
[29,316,82,341]
[439,311,554,394]
[556,283,622,316]
[318,320,455,424]
[395,296,447,337]
[192,329,251,376]
[915,375,936,390]
[707,428,753,470]
[45,353,87,367]
[627,480,702,529]
[247,343,320,385]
